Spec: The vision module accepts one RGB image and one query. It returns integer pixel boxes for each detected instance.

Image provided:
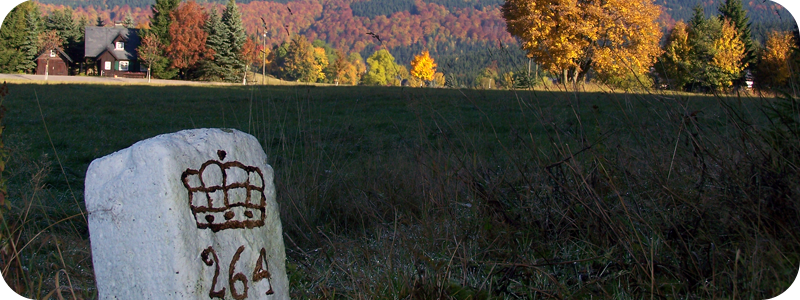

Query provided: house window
[119,61,129,71]
[104,61,111,70]
[116,42,124,50]
[49,50,56,57]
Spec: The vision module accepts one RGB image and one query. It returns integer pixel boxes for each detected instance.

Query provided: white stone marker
[85,128,289,300]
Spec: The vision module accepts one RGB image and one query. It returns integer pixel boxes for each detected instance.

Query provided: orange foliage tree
[334,52,364,85]
[502,0,662,87]
[757,30,796,89]
[165,0,210,79]
[241,37,260,84]
[410,50,437,84]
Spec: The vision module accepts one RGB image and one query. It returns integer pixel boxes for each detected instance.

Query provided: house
[36,48,72,76]
[84,26,145,78]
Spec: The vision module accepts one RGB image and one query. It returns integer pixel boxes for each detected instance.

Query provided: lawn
[2,81,798,299]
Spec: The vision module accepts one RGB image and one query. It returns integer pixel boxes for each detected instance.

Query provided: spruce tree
[123,12,136,28]
[718,0,755,82]
[221,0,247,81]
[688,13,725,91]
[19,11,41,73]
[149,0,180,45]
[46,8,82,71]
[199,9,232,81]
[147,0,181,79]
[689,5,706,35]
[0,2,39,73]
[47,9,78,40]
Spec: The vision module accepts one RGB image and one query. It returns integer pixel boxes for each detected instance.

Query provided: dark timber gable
[84,26,145,78]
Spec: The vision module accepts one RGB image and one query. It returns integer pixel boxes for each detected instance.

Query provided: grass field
[1,81,798,299]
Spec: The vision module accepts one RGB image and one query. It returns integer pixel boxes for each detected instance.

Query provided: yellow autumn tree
[502,0,663,87]
[656,21,694,90]
[410,50,437,84]
[282,35,319,83]
[313,47,328,82]
[757,30,795,89]
[710,19,747,88]
[433,72,446,87]
[332,51,363,85]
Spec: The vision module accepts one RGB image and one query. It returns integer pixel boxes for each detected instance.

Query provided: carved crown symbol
[181,150,267,232]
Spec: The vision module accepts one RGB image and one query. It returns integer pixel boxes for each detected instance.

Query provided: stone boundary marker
[85,128,288,299]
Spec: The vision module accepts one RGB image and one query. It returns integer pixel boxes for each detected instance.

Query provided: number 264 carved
[201,246,275,299]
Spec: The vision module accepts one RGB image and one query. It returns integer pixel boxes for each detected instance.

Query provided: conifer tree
[46,8,82,71]
[147,0,181,79]
[46,9,79,42]
[689,5,706,32]
[123,12,136,28]
[149,0,180,45]
[77,15,88,40]
[685,10,746,91]
[19,11,42,74]
[199,9,231,81]
[688,11,723,91]
[718,0,755,66]
[222,0,247,81]
[0,1,39,73]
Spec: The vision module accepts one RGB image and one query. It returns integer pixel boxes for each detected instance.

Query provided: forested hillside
[17,0,800,86]
[33,0,796,22]
[34,0,793,51]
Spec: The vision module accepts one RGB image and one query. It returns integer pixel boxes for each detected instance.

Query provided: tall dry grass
[268,85,799,298]
[1,84,94,299]
[0,78,797,299]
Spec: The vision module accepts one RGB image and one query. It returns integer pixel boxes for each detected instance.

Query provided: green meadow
[2,82,798,298]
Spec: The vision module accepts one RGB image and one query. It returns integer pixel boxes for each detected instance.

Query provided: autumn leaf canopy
[502,0,663,83]
[410,50,437,81]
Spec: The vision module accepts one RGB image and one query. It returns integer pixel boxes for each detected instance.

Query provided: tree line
[139,0,447,86]
[259,34,447,86]
[134,0,248,81]
[2,0,797,91]
[655,2,800,92]
[500,0,799,92]
[0,2,89,74]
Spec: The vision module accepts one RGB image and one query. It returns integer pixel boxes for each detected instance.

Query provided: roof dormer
[112,34,128,50]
